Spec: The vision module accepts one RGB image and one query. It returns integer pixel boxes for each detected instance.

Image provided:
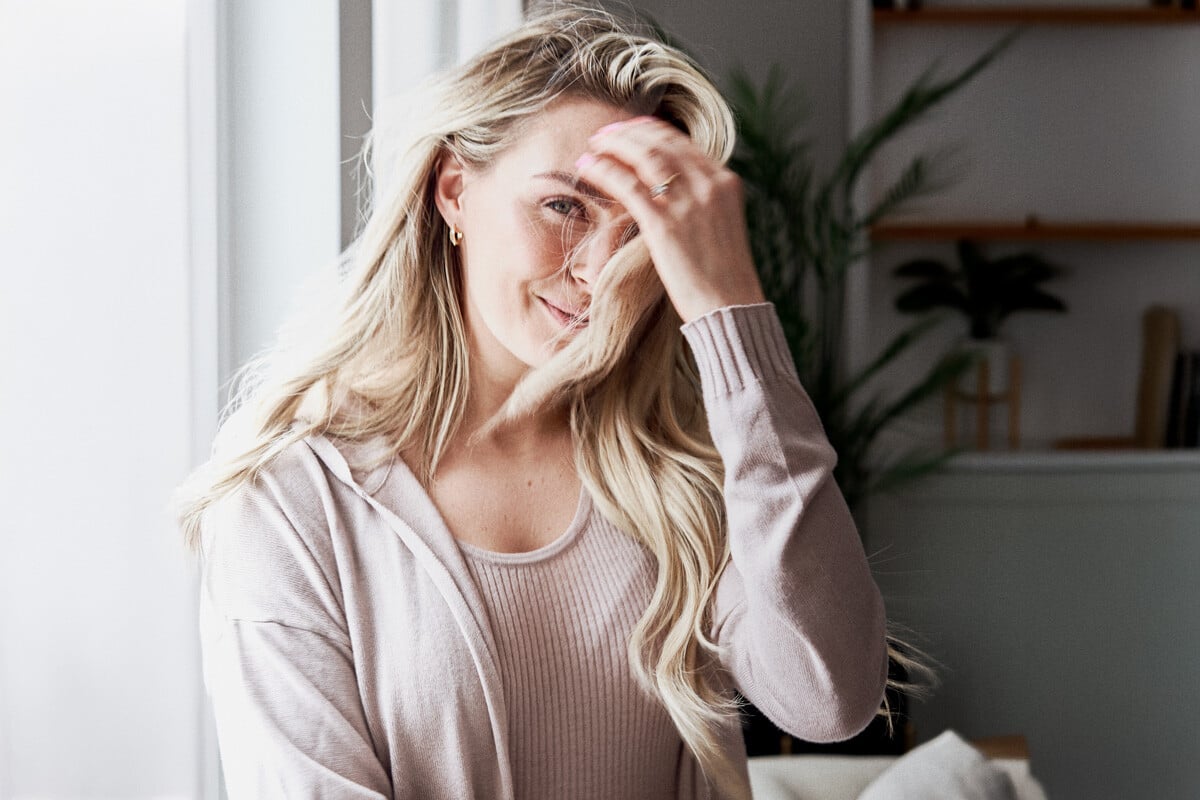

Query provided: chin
[526,338,567,368]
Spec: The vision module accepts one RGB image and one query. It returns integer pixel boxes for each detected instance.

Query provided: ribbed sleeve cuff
[680,303,800,397]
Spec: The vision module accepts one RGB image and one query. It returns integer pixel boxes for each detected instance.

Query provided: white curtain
[368,0,523,206]
[372,0,524,106]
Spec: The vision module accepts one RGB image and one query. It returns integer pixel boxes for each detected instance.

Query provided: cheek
[517,212,582,276]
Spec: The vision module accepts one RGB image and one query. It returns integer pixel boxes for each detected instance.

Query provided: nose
[570,222,627,290]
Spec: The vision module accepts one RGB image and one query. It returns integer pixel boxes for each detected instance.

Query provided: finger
[574,152,664,232]
[586,116,711,192]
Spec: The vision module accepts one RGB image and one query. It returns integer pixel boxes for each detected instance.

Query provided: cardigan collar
[302,432,516,800]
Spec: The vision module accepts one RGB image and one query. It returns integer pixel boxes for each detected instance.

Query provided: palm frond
[829,29,1020,203]
[829,312,952,412]
[727,37,1007,516]
[860,349,979,446]
[860,156,933,229]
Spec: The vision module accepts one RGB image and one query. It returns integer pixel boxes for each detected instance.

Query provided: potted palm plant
[724,33,1018,757]
[892,239,1069,398]
[726,32,1016,520]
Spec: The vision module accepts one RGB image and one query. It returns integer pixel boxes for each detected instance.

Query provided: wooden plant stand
[944,355,1022,450]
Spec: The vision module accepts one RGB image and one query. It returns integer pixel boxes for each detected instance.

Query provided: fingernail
[575,152,597,170]
[592,121,627,138]
[591,116,657,141]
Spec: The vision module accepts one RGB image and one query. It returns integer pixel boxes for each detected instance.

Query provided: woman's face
[434,98,640,376]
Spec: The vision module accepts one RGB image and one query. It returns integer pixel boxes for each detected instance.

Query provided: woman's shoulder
[204,425,392,525]
[199,434,350,627]
[204,434,332,535]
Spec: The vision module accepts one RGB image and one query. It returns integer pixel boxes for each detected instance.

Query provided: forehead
[499,97,634,172]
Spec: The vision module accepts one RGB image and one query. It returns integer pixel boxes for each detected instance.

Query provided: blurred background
[1,1,1197,798]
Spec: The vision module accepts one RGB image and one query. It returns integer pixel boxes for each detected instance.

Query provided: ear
[433,151,466,228]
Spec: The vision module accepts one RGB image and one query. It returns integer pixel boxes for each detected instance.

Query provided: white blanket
[748,731,1049,800]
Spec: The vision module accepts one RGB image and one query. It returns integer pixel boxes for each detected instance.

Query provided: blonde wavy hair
[173,3,927,795]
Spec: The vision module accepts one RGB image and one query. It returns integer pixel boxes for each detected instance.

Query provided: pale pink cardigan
[198,303,889,799]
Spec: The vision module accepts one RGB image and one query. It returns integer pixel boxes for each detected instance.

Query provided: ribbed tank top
[457,489,685,799]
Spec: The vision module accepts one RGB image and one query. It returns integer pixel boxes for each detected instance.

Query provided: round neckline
[386,451,593,567]
[456,485,592,566]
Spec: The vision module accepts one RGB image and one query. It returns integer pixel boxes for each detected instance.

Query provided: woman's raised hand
[574,115,765,325]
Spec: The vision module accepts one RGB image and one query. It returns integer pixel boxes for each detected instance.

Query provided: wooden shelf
[871,220,1200,241]
[944,448,1200,473]
[874,6,1200,26]
[857,9,1200,472]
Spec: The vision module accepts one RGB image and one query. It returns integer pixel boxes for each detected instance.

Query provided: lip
[539,296,589,329]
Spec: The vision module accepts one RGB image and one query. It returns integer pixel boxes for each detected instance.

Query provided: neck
[455,343,571,460]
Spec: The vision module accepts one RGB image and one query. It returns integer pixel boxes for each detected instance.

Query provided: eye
[545,196,587,219]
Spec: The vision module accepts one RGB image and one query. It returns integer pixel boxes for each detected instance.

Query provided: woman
[174,5,891,799]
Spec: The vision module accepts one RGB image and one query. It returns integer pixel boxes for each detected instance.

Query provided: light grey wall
[866,466,1200,800]
[855,23,1200,794]
[862,24,1200,449]
[609,0,850,175]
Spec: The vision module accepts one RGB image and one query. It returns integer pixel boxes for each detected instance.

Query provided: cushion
[857,729,1018,800]
[748,755,894,800]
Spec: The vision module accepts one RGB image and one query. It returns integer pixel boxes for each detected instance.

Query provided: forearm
[682,302,888,741]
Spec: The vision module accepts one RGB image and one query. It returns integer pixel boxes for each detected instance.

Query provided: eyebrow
[534,171,615,205]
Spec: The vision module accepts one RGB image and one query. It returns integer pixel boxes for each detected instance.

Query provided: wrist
[675,284,768,325]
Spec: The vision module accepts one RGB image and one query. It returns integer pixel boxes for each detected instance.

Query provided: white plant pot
[957,336,1011,398]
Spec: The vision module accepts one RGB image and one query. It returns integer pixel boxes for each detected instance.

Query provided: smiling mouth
[539,296,589,329]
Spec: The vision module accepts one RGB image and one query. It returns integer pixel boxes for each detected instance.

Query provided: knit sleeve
[680,302,889,743]
[197,445,393,798]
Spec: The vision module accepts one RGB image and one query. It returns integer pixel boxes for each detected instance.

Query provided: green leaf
[860,349,979,445]
[997,286,1069,317]
[895,284,969,314]
[861,156,934,228]
[956,239,988,276]
[828,29,1020,204]
[990,252,1067,284]
[892,258,953,280]
[724,31,1010,517]
[831,313,949,411]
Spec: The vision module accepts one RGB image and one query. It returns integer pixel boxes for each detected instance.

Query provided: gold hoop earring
[449,225,464,246]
